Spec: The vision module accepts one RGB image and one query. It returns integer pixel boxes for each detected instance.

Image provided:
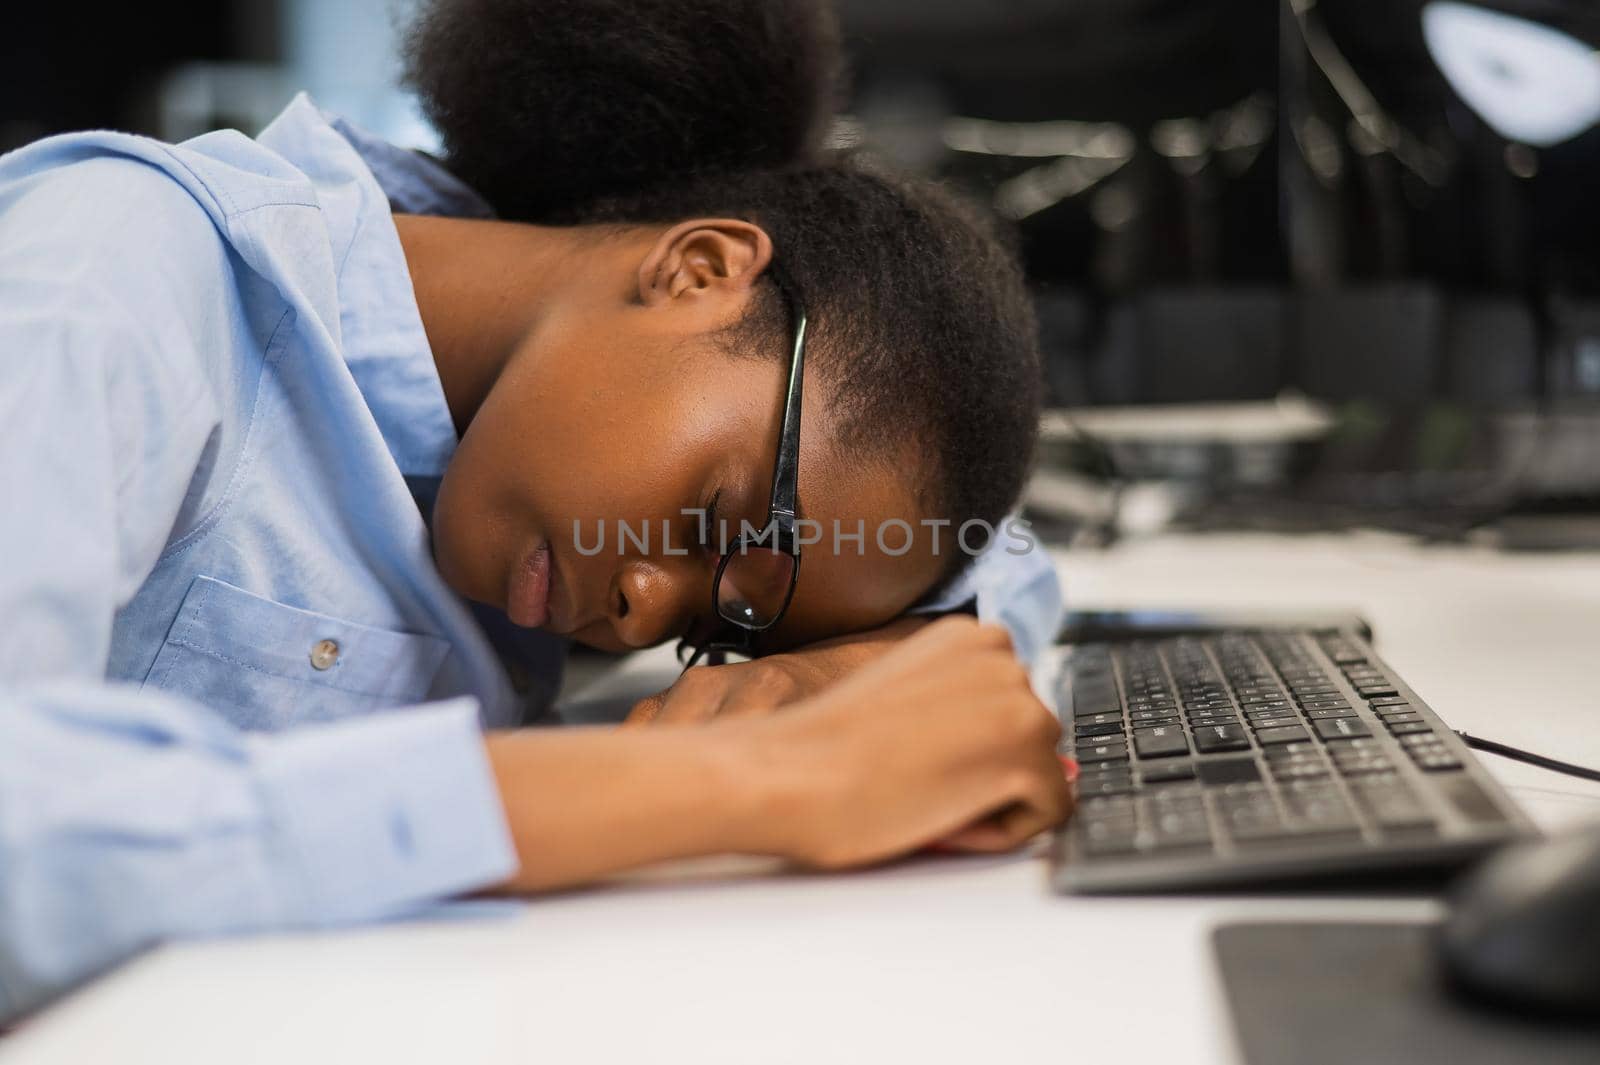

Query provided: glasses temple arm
[769,309,807,519]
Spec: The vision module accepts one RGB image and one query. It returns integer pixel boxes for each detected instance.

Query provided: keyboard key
[1333,757,1394,776]
[1271,762,1331,780]
[1314,717,1372,741]
[1141,803,1212,850]
[1375,710,1421,724]
[1262,742,1319,759]
[1133,726,1190,759]
[1078,773,1137,797]
[1131,709,1180,724]
[1368,696,1410,707]
[1268,750,1325,767]
[1280,784,1361,835]
[1078,816,1139,855]
[1356,684,1399,698]
[1075,720,1128,738]
[1196,757,1262,785]
[1386,721,1434,736]
[1416,753,1463,772]
[1141,760,1196,783]
[1078,794,1134,817]
[1076,741,1129,763]
[1193,723,1251,753]
[1075,711,1125,727]
[1305,707,1357,720]
[1349,780,1435,833]
[1186,714,1241,728]
[1255,724,1311,745]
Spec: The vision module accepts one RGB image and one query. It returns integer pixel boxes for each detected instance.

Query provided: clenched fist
[734,615,1074,867]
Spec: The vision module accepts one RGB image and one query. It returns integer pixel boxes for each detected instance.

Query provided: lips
[507,542,552,628]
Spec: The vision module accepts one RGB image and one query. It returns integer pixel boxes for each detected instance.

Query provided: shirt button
[309,639,341,671]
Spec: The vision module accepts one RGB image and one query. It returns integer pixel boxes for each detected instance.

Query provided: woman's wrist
[482,721,818,891]
[710,714,827,859]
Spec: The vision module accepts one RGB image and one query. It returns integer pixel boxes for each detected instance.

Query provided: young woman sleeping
[0,0,1071,1021]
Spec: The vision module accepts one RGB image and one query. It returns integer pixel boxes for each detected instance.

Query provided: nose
[609,556,708,649]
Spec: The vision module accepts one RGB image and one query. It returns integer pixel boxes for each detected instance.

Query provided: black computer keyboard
[1049,628,1536,892]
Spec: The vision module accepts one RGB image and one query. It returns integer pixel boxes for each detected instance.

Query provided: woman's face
[429,223,947,653]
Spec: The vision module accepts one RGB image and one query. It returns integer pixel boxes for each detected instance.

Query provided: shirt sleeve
[907,517,1064,664]
[0,160,515,1022]
[0,689,515,1021]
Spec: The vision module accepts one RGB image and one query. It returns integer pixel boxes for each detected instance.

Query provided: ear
[637,219,775,310]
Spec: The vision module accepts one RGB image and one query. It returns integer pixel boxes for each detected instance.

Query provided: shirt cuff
[250,698,517,926]
[908,534,1065,665]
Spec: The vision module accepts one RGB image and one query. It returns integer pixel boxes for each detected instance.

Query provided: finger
[624,692,667,726]
[651,690,726,725]
[932,807,1024,853]
[626,667,728,727]
[708,692,786,719]
[972,622,1017,657]
[936,758,1076,853]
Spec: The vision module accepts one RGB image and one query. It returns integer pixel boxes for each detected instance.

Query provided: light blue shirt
[0,94,1062,1021]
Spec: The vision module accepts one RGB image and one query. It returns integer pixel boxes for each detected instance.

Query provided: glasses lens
[715,546,796,629]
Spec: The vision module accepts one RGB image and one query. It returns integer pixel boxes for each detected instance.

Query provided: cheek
[431,437,518,603]
[430,352,712,591]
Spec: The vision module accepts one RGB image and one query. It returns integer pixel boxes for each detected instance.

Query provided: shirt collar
[256,94,482,479]
[326,113,496,221]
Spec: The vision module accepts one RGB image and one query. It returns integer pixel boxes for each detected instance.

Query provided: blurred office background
[6,0,1600,546]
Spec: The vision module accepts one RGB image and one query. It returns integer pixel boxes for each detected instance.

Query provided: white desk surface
[5,533,1599,1065]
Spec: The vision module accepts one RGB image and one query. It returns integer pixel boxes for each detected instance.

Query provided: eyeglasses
[677,272,808,670]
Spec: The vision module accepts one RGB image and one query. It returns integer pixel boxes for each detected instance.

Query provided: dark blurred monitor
[1098,287,1287,404]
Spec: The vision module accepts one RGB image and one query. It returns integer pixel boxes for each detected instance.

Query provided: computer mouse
[1437,825,1600,1017]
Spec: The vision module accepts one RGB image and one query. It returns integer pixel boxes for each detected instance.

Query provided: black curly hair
[402,0,1040,578]
[402,0,841,222]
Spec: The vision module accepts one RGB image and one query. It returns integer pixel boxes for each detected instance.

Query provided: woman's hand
[483,616,1069,893]
[625,654,826,725]
[733,615,1073,867]
[625,617,932,725]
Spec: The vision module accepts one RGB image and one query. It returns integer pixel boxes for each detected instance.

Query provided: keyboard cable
[1456,731,1600,784]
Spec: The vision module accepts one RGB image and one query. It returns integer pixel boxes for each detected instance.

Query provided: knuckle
[976,623,1015,653]
[627,697,663,725]
[1007,691,1048,733]
[1000,765,1037,800]
[927,614,979,643]
[674,666,723,696]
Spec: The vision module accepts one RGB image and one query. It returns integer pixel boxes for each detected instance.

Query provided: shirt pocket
[142,575,453,731]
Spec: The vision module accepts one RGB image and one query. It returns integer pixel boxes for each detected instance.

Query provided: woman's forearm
[483,724,784,892]
[483,618,1074,893]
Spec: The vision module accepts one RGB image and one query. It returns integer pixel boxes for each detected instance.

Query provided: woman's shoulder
[0,121,319,233]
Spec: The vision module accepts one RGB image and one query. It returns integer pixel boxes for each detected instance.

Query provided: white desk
[5,533,1599,1065]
